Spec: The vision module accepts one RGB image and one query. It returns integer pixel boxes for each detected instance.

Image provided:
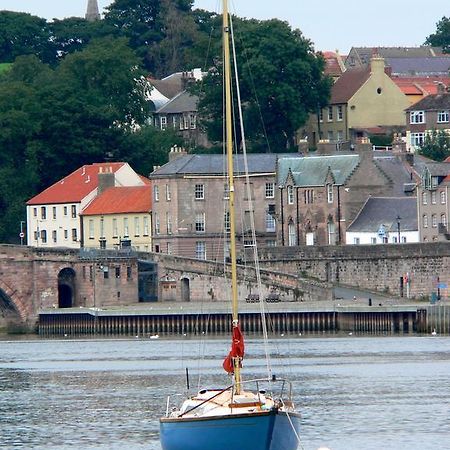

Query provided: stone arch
[180,277,190,302]
[0,288,22,323]
[58,268,76,308]
[0,280,27,321]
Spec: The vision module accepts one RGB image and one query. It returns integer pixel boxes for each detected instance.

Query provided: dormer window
[410,111,424,124]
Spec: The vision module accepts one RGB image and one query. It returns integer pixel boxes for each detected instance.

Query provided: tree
[425,16,450,53]
[419,129,450,161]
[193,18,332,152]
[0,11,51,63]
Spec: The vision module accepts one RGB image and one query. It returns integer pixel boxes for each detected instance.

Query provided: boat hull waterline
[160,409,301,450]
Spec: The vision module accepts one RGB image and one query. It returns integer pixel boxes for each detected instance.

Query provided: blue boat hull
[160,409,301,450]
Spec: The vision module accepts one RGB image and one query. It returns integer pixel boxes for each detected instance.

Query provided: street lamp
[396,215,401,243]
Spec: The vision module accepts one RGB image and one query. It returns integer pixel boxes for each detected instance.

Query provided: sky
[0,0,448,54]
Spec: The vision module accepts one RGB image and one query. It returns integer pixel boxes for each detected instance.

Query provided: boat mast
[223,0,241,393]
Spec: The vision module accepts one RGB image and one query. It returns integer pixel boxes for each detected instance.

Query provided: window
[134,217,140,236]
[304,189,314,204]
[72,228,77,242]
[195,184,204,200]
[154,213,160,234]
[327,106,333,121]
[337,105,343,121]
[411,133,425,147]
[422,192,428,205]
[441,191,446,204]
[172,116,177,128]
[143,216,149,236]
[100,218,105,238]
[63,206,68,216]
[166,213,172,234]
[402,237,407,243]
[71,205,77,218]
[327,222,336,245]
[410,110,424,124]
[34,231,39,241]
[441,214,447,227]
[265,182,275,198]
[287,186,294,205]
[127,266,132,280]
[224,211,230,232]
[167,242,172,254]
[52,230,57,243]
[89,219,94,239]
[115,267,121,278]
[266,240,276,247]
[423,215,428,228]
[223,183,230,199]
[432,214,437,228]
[64,229,68,240]
[353,237,360,245]
[190,114,196,129]
[437,110,449,123]
[265,213,276,232]
[371,237,377,244]
[41,207,46,220]
[123,218,129,237]
[195,241,206,260]
[288,222,296,246]
[166,184,171,201]
[183,115,189,130]
[53,207,57,219]
[195,212,205,232]
[103,266,109,279]
[33,208,37,217]
[41,230,47,243]
[319,109,323,122]
[154,185,159,202]
[431,191,437,204]
[160,116,167,130]
[327,131,334,141]
[113,218,118,237]
[327,184,333,203]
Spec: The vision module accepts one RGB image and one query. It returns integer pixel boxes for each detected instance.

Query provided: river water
[1,335,450,450]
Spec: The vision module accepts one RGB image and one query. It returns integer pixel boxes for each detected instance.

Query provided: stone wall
[257,242,450,299]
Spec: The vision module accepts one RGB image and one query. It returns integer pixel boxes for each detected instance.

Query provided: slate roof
[424,161,450,177]
[373,155,416,196]
[405,93,450,111]
[386,57,450,76]
[150,153,286,177]
[347,197,418,233]
[27,162,126,205]
[277,154,360,187]
[156,90,198,114]
[348,47,444,64]
[331,67,370,103]
[81,186,152,215]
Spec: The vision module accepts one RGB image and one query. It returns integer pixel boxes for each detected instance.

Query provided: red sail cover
[223,325,245,373]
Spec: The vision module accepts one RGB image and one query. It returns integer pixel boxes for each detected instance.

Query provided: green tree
[419,129,450,161]
[193,18,332,152]
[0,11,51,63]
[425,16,450,53]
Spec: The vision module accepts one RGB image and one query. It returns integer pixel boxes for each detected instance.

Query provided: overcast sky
[0,0,447,54]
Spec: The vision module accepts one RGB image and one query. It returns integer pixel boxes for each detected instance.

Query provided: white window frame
[431,191,437,204]
[224,211,230,232]
[422,192,428,205]
[195,212,205,232]
[160,116,167,130]
[432,214,437,228]
[166,213,172,234]
[143,216,149,236]
[190,113,196,129]
[337,105,343,121]
[166,184,171,201]
[287,186,294,205]
[195,184,204,200]
[411,132,425,147]
[154,185,159,202]
[265,212,276,232]
[123,217,129,237]
[113,218,118,237]
[154,213,160,235]
[410,110,424,124]
[423,214,428,228]
[441,191,446,204]
[134,217,140,236]
[265,182,275,199]
[327,184,333,203]
[288,222,296,246]
[89,219,94,239]
[437,110,449,123]
[195,241,206,260]
[327,106,333,122]
[441,214,447,227]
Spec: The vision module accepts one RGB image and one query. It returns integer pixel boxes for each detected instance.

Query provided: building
[392,76,450,106]
[417,158,450,242]
[405,85,450,152]
[346,197,419,245]
[149,148,284,260]
[276,143,415,246]
[304,55,410,148]
[85,0,100,21]
[80,185,152,252]
[26,163,146,248]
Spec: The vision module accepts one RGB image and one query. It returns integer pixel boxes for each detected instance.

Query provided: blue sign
[437,283,448,289]
[377,225,386,238]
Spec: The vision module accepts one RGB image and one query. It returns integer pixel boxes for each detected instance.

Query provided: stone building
[275,142,415,246]
[149,147,287,260]
[85,0,100,21]
[417,158,450,242]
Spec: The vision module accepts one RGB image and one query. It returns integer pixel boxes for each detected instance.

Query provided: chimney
[97,166,115,194]
[168,145,188,162]
[85,0,100,22]
[436,82,446,94]
[370,54,385,74]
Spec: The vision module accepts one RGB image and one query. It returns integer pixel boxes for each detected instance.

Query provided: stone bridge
[0,245,332,328]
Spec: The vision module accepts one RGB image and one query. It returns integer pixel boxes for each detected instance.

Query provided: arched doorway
[58,268,76,308]
[180,278,190,302]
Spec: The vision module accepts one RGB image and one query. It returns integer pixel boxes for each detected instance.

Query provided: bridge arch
[0,279,27,322]
[58,268,76,308]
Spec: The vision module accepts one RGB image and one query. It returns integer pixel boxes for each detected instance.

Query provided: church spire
[85,0,101,22]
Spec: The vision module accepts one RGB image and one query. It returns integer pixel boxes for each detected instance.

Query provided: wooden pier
[38,303,450,337]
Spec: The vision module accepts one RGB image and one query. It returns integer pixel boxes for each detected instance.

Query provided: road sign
[19,232,25,238]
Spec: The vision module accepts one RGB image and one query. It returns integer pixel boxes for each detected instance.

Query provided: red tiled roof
[81,186,152,215]
[27,163,126,205]
[331,67,371,103]
[391,76,450,96]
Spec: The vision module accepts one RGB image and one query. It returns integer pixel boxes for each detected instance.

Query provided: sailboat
[159,1,301,449]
